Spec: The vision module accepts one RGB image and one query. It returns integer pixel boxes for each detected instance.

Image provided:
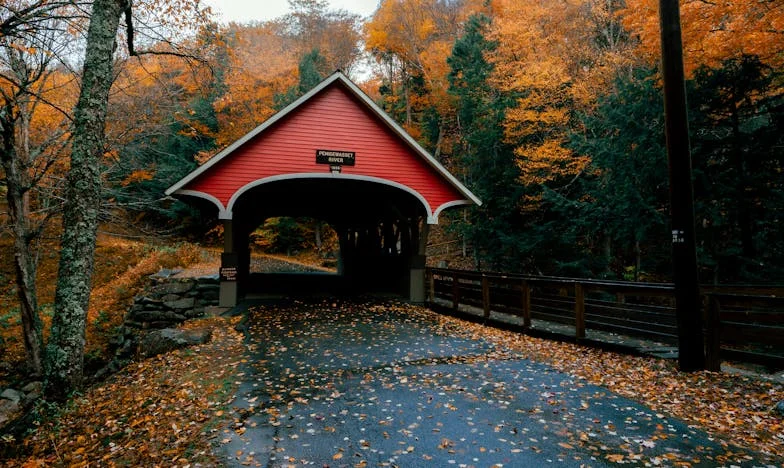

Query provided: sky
[202,0,381,23]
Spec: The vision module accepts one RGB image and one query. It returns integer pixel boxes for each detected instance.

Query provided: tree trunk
[11,191,42,376]
[433,123,444,160]
[635,239,642,282]
[730,102,754,259]
[314,222,322,252]
[44,0,127,401]
[0,108,43,376]
[404,73,412,126]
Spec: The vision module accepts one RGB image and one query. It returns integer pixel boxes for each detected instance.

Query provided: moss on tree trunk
[44,0,127,401]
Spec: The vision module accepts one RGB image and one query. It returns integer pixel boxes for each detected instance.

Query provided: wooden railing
[426,268,784,371]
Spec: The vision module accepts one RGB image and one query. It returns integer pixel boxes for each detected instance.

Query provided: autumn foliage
[0,234,208,375]
[622,0,784,76]
[488,0,639,190]
[0,0,782,462]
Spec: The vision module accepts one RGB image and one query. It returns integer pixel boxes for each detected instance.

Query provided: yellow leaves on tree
[366,0,488,121]
[366,0,444,61]
[515,139,589,188]
[120,168,155,186]
[621,0,784,76]
[488,0,636,187]
[212,23,299,147]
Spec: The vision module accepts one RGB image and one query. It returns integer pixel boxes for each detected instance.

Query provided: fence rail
[426,268,784,371]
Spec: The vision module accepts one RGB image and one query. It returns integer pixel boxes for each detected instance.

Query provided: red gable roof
[165,72,480,223]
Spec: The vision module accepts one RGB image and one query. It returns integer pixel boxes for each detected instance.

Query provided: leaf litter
[4,316,245,467]
[220,298,782,467]
[433,310,784,464]
[3,299,782,467]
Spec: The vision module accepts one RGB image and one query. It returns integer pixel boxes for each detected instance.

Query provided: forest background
[0,0,782,394]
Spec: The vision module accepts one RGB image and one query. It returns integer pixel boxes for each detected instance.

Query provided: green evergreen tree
[560,67,670,279]
[275,48,328,110]
[298,48,328,94]
[447,14,529,272]
[689,55,784,283]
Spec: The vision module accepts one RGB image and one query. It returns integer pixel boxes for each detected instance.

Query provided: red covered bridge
[166,71,480,306]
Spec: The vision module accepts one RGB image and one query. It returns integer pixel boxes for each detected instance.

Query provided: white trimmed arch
[175,189,232,219]
[433,200,474,224]
[220,173,437,223]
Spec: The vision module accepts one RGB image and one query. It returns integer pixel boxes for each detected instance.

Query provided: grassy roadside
[0,234,208,385]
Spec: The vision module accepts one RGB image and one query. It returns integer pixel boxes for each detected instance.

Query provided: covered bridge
[166,71,480,306]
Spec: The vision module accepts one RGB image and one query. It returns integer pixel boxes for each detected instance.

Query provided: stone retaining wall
[124,274,220,329]
[97,273,222,379]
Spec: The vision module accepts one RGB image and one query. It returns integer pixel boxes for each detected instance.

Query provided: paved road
[216,299,771,467]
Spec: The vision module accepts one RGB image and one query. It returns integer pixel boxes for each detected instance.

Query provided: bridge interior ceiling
[231,178,427,230]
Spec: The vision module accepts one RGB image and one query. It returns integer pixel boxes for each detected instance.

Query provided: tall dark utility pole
[658,0,706,371]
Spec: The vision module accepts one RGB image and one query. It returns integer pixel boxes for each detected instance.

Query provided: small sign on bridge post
[220,253,238,282]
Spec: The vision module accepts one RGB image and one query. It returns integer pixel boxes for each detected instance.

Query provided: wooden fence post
[482,275,490,319]
[575,282,586,339]
[452,272,460,310]
[705,295,722,371]
[522,280,531,328]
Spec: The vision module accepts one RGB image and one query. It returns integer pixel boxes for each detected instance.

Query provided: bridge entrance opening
[222,177,432,298]
[166,72,480,305]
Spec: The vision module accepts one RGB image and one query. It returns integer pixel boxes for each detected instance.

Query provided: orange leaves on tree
[487,0,637,190]
[515,139,590,186]
[211,23,299,148]
[120,168,156,186]
[365,0,489,122]
[621,0,784,76]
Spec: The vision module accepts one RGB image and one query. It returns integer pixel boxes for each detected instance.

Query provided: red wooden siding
[184,83,466,215]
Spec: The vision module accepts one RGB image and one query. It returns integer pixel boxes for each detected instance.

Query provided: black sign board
[316,149,355,166]
[220,253,238,282]
[219,266,237,282]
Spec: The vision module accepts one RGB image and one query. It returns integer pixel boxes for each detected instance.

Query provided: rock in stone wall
[0,382,42,431]
[94,274,222,381]
[125,274,220,329]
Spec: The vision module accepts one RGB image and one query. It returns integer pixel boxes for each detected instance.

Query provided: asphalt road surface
[215,298,773,467]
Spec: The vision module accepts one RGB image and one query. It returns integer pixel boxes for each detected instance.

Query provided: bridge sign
[316,149,355,166]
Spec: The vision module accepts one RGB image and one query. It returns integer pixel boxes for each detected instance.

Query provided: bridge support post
[236,220,251,296]
[409,255,427,303]
[409,221,429,303]
[219,219,238,307]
